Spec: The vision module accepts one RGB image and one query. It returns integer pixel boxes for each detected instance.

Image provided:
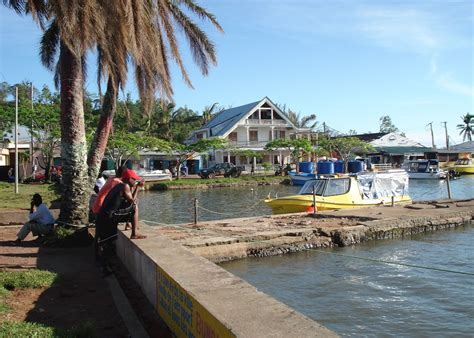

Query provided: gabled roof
[370,132,426,148]
[450,141,474,152]
[201,97,298,137]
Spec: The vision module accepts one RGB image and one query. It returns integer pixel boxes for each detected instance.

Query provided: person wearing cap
[12,193,55,245]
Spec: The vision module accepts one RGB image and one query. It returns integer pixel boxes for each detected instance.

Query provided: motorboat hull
[289,172,317,186]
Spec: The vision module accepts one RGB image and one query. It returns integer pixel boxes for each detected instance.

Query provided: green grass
[0,287,10,315]
[0,321,97,338]
[0,182,60,209]
[0,270,59,291]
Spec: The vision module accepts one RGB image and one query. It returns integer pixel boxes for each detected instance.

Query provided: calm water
[221,225,474,337]
[139,176,474,224]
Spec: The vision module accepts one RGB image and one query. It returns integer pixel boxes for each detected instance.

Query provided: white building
[187,97,312,168]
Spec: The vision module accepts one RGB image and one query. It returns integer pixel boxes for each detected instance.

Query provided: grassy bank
[0,182,60,209]
[149,175,289,190]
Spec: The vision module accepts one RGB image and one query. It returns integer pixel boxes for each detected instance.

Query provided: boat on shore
[265,170,411,214]
[403,159,447,179]
[102,169,172,182]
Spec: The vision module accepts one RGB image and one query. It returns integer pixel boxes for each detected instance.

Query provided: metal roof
[203,100,261,137]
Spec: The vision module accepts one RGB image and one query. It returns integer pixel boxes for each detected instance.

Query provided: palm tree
[457,113,473,142]
[202,102,220,125]
[4,0,223,224]
[287,110,318,129]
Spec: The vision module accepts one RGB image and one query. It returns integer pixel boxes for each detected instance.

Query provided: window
[324,178,350,196]
[249,130,258,142]
[228,132,237,142]
[300,179,326,195]
[196,133,204,140]
[274,130,285,139]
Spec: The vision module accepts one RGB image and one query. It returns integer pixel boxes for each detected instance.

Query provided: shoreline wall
[116,229,337,338]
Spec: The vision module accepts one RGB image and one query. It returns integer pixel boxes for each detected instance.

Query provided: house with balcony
[187,97,312,169]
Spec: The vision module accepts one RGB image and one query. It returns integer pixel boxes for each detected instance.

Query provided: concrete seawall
[116,228,337,337]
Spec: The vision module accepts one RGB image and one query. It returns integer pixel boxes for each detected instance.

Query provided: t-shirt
[95,177,106,191]
[29,204,55,225]
[92,177,122,214]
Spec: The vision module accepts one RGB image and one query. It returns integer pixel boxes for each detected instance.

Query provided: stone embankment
[141,199,474,263]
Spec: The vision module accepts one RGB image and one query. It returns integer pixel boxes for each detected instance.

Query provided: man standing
[13,193,55,244]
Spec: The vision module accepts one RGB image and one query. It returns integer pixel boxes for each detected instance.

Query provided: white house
[187,97,312,168]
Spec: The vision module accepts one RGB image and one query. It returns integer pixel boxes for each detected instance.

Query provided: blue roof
[203,100,261,136]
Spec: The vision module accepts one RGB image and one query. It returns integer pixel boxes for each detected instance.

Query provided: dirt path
[0,225,171,337]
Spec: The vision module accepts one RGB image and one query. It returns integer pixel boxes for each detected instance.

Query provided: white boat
[403,160,447,179]
[102,169,172,182]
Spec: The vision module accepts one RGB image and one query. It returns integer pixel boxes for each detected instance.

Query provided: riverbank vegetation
[149,175,287,190]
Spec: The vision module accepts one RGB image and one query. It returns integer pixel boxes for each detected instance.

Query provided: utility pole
[442,121,449,149]
[426,122,436,149]
[15,87,19,194]
[30,83,34,162]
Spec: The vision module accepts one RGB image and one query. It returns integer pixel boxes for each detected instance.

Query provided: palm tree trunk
[58,42,89,225]
[87,77,117,184]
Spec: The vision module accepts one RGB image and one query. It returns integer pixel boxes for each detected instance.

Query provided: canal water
[139,176,474,336]
[139,175,474,224]
[220,225,474,337]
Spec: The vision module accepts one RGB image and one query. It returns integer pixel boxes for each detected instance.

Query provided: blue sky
[0,0,472,147]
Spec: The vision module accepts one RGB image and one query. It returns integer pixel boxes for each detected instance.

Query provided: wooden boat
[265,170,411,214]
[452,158,474,174]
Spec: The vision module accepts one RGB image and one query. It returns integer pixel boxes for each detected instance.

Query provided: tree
[172,138,228,180]
[4,0,223,224]
[457,113,473,142]
[201,102,222,125]
[319,137,374,171]
[105,132,171,170]
[379,115,399,133]
[265,138,313,172]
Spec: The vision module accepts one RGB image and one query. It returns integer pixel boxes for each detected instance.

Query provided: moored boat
[452,158,474,174]
[288,171,317,186]
[102,169,172,182]
[403,159,447,179]
[265,170,411,214]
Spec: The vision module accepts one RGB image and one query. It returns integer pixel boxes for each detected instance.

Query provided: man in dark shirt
[95,169,146,269]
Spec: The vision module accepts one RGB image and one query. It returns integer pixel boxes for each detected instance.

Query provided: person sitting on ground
[13,193,55,245]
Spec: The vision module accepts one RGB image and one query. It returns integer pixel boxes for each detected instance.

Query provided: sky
[0,0,473,147]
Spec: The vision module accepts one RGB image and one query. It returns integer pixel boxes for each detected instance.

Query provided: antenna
[426,122,436,149]
[441,121,449,149]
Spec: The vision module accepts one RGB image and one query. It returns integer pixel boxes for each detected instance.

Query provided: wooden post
[446,174,452,200]
[312,186,317,216]
[391,196,394,207]
[194,198,198,224]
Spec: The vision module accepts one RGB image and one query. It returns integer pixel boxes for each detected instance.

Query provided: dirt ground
[0,225,171,338]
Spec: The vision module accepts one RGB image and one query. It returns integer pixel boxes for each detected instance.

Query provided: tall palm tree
[287,110,318,129]
[457,113,473,142]
[202,102,220,125]
[4,0,223,224]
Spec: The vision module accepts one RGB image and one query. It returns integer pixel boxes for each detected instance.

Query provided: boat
[102,169,172,182]
[452,158,474,174]
[288,171,317,186]
[403,159,447,179]
[265,170,411,214]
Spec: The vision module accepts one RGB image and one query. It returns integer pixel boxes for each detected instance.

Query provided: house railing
[244,119,287,125]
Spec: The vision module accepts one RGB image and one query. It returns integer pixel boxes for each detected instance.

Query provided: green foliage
[379,115,399,133]
[0,286,10,314]
[319,137,374,162]
[265,138,313,164]
[105,131,171,169]
[150,175,283,189]
[261,162,273,173]
[0,270,58,290]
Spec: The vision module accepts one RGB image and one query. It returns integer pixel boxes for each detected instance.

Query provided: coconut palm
[457,113,473,142]
[202,102,221,125]
[287,110,318,129]
[4,0,223,224]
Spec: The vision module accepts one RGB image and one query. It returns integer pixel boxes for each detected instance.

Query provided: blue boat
[288,171,317,186]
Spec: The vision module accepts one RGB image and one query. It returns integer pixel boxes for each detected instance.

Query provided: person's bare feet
[130,234,146,239]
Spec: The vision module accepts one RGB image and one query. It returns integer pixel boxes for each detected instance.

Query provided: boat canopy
[356,170,409,199]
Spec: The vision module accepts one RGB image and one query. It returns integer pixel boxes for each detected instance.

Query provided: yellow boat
[452,158,474,174]
[265,170,412,214]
